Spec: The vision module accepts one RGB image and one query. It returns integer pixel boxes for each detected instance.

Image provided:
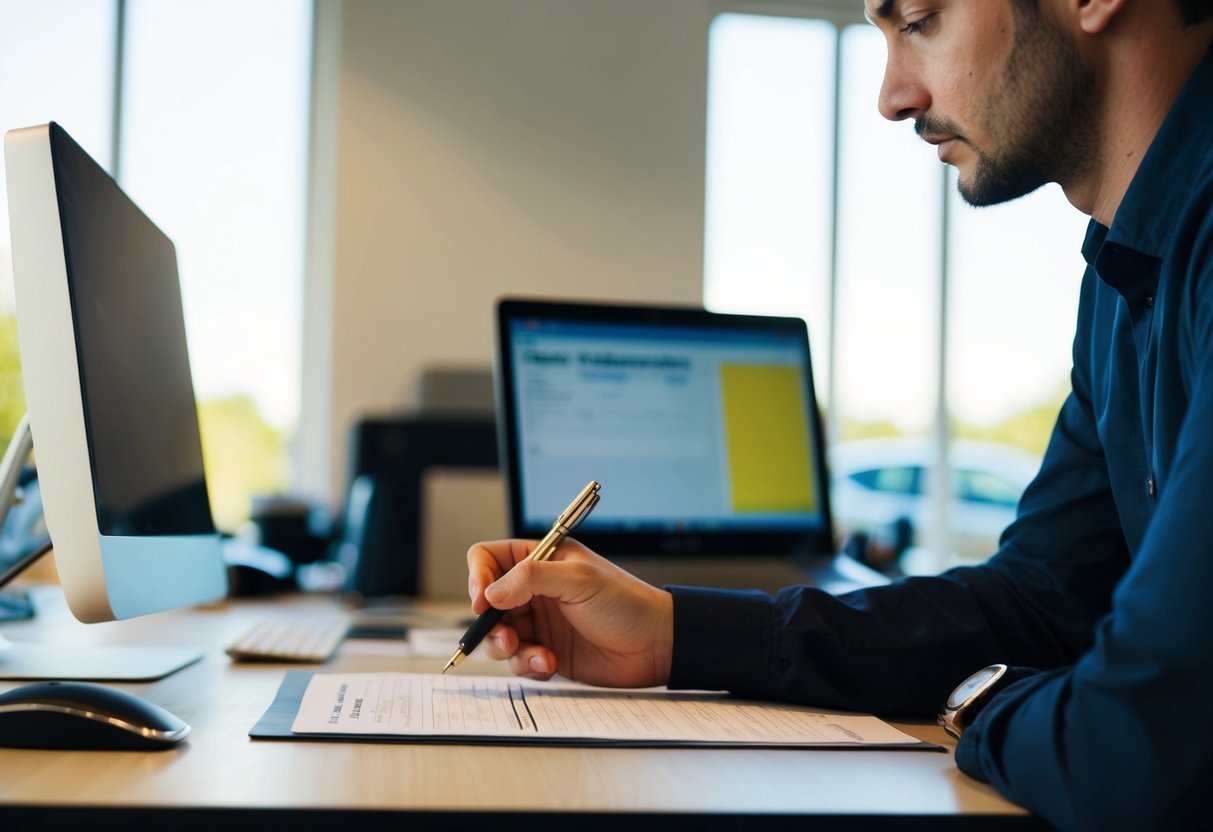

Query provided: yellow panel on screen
[720,364,816,513]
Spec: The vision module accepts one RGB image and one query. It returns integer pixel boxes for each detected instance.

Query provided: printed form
[290,673,925,747]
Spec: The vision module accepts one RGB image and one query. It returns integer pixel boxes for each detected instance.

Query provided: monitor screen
[53,124,214,538]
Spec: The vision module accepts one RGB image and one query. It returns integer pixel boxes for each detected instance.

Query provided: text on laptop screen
[506,315,827,534]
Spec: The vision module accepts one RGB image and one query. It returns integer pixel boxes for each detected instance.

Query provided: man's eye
[899,14,935,35]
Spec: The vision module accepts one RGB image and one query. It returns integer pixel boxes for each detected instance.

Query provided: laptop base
[616,554,887,596]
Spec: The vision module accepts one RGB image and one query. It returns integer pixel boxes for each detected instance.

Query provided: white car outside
[828,437,1042,564]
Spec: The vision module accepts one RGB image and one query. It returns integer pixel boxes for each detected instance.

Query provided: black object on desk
[337,416,498,598]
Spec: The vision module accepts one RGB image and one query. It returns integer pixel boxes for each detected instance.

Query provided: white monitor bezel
[4,123,227,623]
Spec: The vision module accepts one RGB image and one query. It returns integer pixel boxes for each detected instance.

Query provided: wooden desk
[0,586,1044,830]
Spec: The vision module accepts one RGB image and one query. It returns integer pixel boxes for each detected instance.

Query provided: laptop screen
[496,299,834,559]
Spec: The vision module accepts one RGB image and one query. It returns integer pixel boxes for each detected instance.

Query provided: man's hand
[465,538,674,688]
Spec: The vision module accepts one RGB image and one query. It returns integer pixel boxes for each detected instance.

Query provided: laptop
[495,298,867,592]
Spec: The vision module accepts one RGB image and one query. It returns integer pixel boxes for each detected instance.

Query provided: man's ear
[1074,0,1129,34]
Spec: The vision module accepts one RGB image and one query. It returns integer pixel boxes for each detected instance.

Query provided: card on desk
[250,671,941,750]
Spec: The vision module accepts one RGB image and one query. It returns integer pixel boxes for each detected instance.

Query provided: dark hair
[1014,0,1212,25]
[1177,0,1213,25]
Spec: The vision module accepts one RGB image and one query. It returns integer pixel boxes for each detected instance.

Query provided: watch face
[946,666,1003,710]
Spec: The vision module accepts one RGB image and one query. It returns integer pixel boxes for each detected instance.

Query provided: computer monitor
[0,122,228,678]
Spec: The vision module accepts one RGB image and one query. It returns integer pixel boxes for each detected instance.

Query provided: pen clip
[566,491,599,532]
[528,482,600,565]
[555,481,600,534]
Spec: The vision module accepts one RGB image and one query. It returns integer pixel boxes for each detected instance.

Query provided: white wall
[300,0,716,504]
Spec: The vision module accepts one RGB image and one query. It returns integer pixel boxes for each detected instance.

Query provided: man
[465,1,1213,828]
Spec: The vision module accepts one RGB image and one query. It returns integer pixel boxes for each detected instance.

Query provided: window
[120,0,312,529]
[0,0,116,455]
[947,176,1086,459]
[835,25,941,445]
[0,1,311,531]
[706,11,1086,569]
[703,14,835,384]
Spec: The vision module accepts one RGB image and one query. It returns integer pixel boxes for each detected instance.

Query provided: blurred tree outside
[839,417,902,442]
[197,394,289,531]
[0,314,25,452]
[841,379,1071,460]
[953,380,1071,459]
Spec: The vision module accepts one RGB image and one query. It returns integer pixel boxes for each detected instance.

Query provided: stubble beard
[954,5,1100,207]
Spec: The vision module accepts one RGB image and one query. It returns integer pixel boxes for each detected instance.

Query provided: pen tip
[442,649,464,674]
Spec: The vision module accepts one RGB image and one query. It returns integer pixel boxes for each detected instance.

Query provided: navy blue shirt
[668,46,1213,831]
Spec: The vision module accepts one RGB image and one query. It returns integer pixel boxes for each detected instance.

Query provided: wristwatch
[938,663,1008,739]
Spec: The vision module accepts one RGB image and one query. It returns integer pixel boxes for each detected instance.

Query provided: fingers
[474,624,557,681]
[507,643,559,681]
[467,538,605,611]
[484,557,597,609]
[466,539,537,612]
[478,623,518,661]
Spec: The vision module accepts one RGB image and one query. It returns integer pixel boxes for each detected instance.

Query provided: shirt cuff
[954,727,984,780]
[666,585,773,695]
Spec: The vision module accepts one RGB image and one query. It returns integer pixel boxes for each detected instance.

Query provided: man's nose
[878,51,928,122]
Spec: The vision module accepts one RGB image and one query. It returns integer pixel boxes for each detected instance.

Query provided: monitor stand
[1,416,204,681]
[0,632,202,681]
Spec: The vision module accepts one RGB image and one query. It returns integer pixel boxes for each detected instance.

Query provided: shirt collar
[1083,44,1213,298]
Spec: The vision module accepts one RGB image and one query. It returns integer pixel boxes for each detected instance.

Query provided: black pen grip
[458,606,506,655]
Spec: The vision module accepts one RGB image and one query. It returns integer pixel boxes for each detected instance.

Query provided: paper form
[289,672,924,747]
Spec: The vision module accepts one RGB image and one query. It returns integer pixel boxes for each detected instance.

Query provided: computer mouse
[0,680,191,750]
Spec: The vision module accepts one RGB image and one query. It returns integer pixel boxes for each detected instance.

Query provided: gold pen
[442,480,601,673]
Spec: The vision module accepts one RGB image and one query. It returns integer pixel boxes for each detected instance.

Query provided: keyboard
[225,614,350,663]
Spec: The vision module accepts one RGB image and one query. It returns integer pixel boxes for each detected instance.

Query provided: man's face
[867,0,1098,206]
